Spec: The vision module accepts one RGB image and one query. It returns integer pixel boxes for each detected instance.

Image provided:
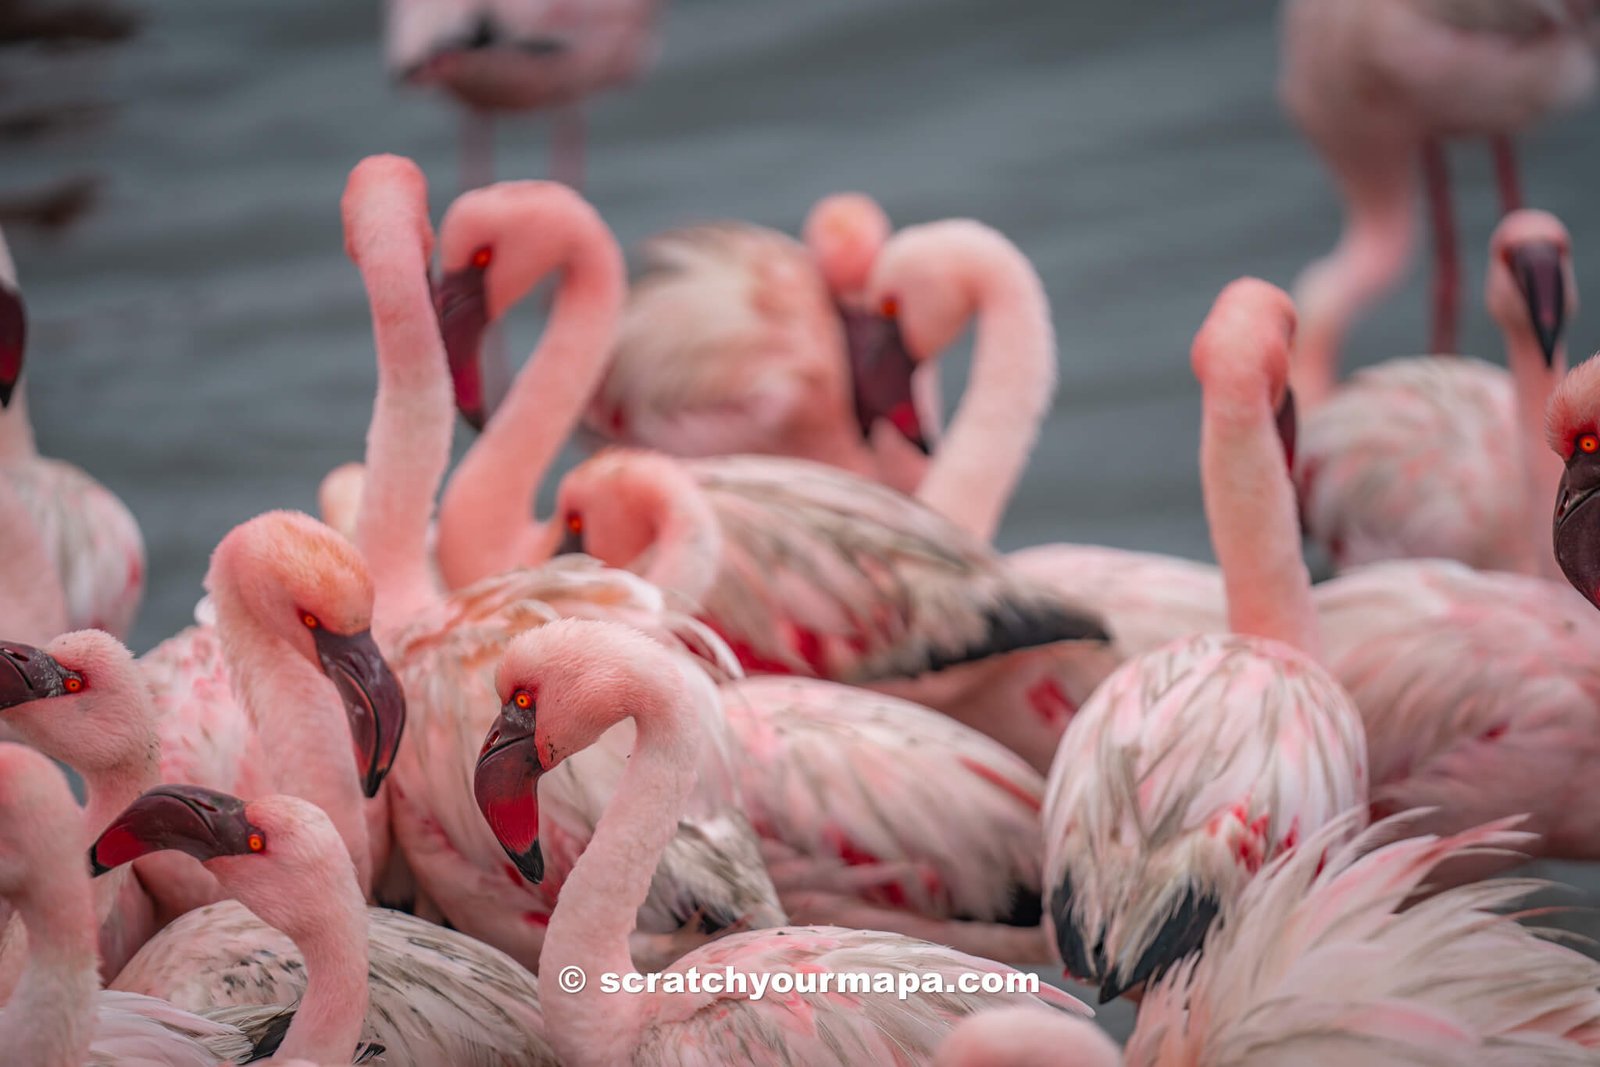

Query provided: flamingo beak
[842,307,931,455]
[1276,386,1298,472]
[1554,451,1600,611]
[310,628,406,797]
[0,642,70,710]
[89,784,261,876]
[554,526,584,557]
[0,283,24,409]
[434,266,490,432]
[1510,241,1566,368]
[474,697,546,884]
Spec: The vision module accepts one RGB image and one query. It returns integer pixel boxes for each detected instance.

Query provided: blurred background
[7,1,1600,1039]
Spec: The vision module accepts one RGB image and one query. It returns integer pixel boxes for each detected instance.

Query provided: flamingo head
[1488,210,1574,369]
[207,511,406,797]
[1191,278,1299,469]
[802,192,891,298]
[547,449,682,565]
[0,744,80,898]
[1550,356,1600,609]
[0,631,154,773]
[476,620,675,884]
[89,784,264,875]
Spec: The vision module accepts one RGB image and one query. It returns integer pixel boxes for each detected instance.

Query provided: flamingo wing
[87,990,252,1067]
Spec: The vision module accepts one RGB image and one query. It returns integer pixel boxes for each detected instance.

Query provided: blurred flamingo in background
[1297,210,1577,575]
[1280,0,1597,400]
[384,0,663,189]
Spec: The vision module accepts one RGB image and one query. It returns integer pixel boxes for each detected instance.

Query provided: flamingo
[579,194,940,491]
[1280,0,1597,387]
[0,225,145,639]
[1043,279,1369,1003]
[1296,209,1578,574]
[340,156,784,969]
[384,0,662,190]
[940,814,1600,1065]
[474,618,1090,1066]
[99,787,557,1067]
[0,743,257,1064]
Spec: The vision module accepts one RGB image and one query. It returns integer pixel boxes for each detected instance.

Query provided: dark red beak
[842,307,931,455]
[0,282,24,409]
[434,265,490,432]
[473,695,546,883]
[1554,445,1600,611]
[1510,241,1566,368]
[310,628,406,797]
[0,642,72,710]
[1276,386,1298,472]
[89,784,262,876]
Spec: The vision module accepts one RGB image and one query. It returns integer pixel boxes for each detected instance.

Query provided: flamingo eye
[63,675,83,693]
[247,832,265,853]
[1580,434,1599,455]
[471,246,493,270]
[880,295,899,319]
[566,513,582,535]
[513,690,533,711]
[302,613,320,630]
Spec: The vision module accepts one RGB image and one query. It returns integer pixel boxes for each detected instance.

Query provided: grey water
[8,0,1600,1043]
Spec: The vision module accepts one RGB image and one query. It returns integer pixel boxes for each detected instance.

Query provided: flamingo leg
[1421,138,1459,355]
[550,105,586,191]
[1491,135,1524,215]
[460,108,495,193]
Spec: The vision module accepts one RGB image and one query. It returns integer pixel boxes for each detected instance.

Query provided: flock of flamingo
[5,1,1600,1064]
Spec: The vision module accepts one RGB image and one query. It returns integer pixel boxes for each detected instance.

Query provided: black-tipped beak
[1554,454,1600,611]
[0,642,70,710]
[554,526,584,557]
[1276,386,1298,472]
[473,698,546,884]
[89,784,261,876]
[841,307,931,455]
[434,266,490,432]
[1511,242,1566,368]
[311,628,407,797]
[0,283,25,409]
[1098,888,1219,1004]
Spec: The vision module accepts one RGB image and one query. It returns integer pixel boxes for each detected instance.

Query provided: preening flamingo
[474,619,1089,1066]
[384,0,662,189]
[340,156,783,968]
[1280,0,1597,387]
[719,676,1051,963]
[1042,279,1369,1002]
[1296,210,1578,574]
[0,744,257,1065]
[546,447,1117,770]
[942,814,1600,1065]
[101,788,557,1067]
[0,225,145,638]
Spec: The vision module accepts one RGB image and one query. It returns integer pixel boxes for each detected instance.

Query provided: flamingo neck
[0,848,97,1067]
[214,602,372,890]
[541,675,703,1066]
[914,237,1055,544]
[0,386,35,463]
[352,220,453,642]
[79,708,161,931]
[270,883,370,1062]
[1200,374,1321,658]
[1506,328,1566,581]
[0,474,65,642]
[626,461,722,606]
[437,226,626,589]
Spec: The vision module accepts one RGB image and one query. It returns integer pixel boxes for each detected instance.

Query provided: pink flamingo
[474,618,1089,1065]
[581,193,941,491]
[99,786,557,1067]
[719,676,1052,963]
[545,447,1117,770]
[941,814,1600,1065]
[0,743,257,1064]
[1297,210,1578,574]
[1280,0,1597,390]
[340,156,783,968]
[0,225,145,638]
[1043,279,1369,1002]
[384,0,662,189]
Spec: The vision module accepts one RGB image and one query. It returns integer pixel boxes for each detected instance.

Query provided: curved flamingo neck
[349,210,452,641]
[0,831,97,1066]
[211,591,373,890]
[0,386,36,463]
[914,234,1055,544]
[621,458,722,605]
[253,868,369,1062]
[437,218,626,589]
[540,672,704,1065]
[1504,322,1567,581]
[1200,366,1321,658]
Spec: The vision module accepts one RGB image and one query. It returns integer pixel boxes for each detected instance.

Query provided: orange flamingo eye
[471,246,493,270]
[880,295,899,319]
[302,612,320,629]
[1580,434,1599,455]
[63,676,83,693]
[566,513,582,535]
[513,690,533,710]
[247,832,264,853]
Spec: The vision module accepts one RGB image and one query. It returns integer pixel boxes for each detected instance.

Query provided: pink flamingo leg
[1422,139,1459,355]
[550,105,586,191]
[1492,135,1524,215]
